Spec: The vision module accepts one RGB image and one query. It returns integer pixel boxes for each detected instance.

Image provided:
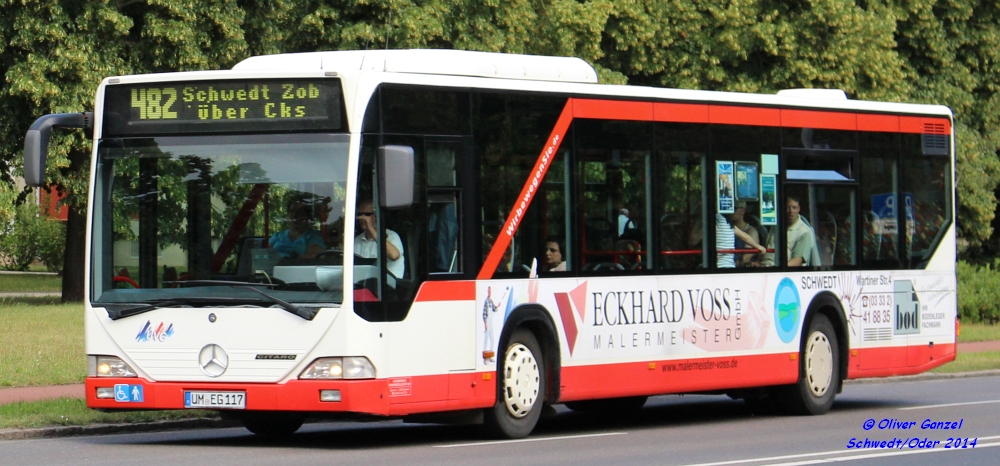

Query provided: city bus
[23,49,956,439]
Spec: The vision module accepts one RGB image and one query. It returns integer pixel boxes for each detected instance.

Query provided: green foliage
[0,200,43,271]
[37,218,66,274]
[2,0,1000,270]
[957,260,1000,324]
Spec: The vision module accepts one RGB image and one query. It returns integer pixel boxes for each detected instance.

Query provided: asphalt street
[1,375,997,466]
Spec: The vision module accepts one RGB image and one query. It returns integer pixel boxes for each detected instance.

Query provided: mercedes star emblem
[198,343,229,377]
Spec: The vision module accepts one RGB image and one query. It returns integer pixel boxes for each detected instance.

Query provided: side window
[474,92,569,276]
[655,123,709,271]
[574,120,652,273]
[426,140,461,274]
[901,130,951,268]
[780,127,858,269]
[712,125,780,270]
[859,132,900,266]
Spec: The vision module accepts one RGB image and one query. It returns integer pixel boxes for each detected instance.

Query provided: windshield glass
[92,133,350,305]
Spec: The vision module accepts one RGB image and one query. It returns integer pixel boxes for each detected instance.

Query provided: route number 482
[131,88,178,120]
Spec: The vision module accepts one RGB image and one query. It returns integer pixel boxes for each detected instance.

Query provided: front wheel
[482,328,545,439]
[785,314,839,415]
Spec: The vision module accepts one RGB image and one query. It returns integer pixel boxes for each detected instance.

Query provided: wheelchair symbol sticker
[113,384,144,403]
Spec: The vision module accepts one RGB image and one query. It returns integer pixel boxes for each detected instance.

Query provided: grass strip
[0,274,61,293]
[0,301,85,388]
[0,398,216,430]
[930,351,1000,374]
[957,322,1000,343]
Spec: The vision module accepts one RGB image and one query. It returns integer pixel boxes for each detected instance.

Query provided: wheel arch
[498,304,562,404]
[802,290,849,393]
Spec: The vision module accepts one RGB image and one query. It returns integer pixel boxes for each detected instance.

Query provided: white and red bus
[24,50,956,438]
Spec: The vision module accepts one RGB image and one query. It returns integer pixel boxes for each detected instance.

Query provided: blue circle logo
[774,278,800,343]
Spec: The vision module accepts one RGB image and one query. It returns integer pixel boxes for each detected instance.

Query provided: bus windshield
[91,133,350,306]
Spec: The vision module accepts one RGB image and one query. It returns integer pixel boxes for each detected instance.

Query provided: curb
[0,418,241,441]
[2,370,998,441]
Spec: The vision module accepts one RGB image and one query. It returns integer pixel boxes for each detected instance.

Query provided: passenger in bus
[542,236,567,272]
[730,201,761,267]
[354,199,405,278]
[786,195,815,266]
[716,212,766,268]
[760,196,815,267]
[269,196,327,259]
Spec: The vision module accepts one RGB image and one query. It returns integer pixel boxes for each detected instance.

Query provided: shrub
[0,201,43,271]
[37,219,66,273]
[957,260,1000,324]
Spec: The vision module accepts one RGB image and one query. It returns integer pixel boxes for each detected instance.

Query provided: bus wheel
[564,396,648,413]
[242,416,304,437]
[786,314,839,415]
[482,328,544,439]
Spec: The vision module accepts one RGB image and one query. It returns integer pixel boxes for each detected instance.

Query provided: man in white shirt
[354,199,405,278]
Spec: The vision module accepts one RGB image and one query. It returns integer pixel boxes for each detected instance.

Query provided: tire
[482,328,545,439]
[242,415,304,437]
[785,314,839,415]
[564,396,648,413]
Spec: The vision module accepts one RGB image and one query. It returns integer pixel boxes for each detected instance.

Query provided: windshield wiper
[236,285,319,320]
[105,297,256,320]
[163,280,318,320]
[104,283,320,321]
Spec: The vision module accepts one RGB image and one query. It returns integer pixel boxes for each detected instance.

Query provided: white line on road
[435,432,626,448]
[678,436,1000,466]
[898,399,1000,410]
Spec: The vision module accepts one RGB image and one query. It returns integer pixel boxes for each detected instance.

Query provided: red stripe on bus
[653,102,710,123]
[478,99,575,280]
[857,114,900,132]
[900,116,951,135]
[709,105,781,126]
[86,374,496,416]
[782,109,857,131]
[414,281,476,302]
[847,343,956,379]
[558,353,799,402]
[572,99,654,121]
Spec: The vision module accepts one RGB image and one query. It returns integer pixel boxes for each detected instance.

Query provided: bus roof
[120,49,950,119]
[233,49,600,84]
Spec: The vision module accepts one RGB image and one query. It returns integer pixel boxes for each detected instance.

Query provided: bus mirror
[378,145,415,209]
[23,112,93,187]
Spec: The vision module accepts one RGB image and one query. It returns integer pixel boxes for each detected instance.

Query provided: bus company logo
[774,278,800,344]
[553,282,588,355]
[893,280,921,335]
[135,320,175,342]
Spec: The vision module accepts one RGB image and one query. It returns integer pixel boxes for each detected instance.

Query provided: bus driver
[354,199,405,278]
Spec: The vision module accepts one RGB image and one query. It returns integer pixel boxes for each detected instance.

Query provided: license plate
[184,391,246,409]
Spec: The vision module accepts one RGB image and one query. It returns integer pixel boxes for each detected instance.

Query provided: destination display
[102,79,345,136]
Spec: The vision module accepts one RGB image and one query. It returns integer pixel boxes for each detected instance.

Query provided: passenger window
[655,123,709,271]
[575,120,652,272]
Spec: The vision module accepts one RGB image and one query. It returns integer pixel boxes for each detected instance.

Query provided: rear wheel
[482,329,544,439]
[785,314,839,415]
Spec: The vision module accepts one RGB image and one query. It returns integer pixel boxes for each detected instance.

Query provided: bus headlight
[88,355,138,377]
[300,357,375,379]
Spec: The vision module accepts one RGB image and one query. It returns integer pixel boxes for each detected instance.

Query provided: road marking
[679,436,1000,466]
[898,399,1000,410]
[435,432,626,448]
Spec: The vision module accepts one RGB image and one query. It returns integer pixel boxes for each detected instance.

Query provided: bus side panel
[558,353,798,402]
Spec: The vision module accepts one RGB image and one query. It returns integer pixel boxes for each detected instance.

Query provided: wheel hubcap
[502,343,540,418]
[804,330,833,397]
